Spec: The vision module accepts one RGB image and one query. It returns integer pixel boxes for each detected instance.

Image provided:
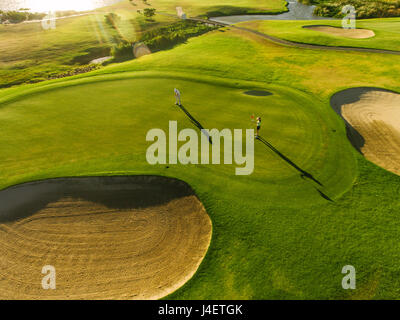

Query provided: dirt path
[0,176,212,300]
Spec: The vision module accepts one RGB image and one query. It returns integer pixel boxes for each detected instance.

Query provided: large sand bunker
[303,25,375,39]
[0,176,212,300]
[331,88,400,175]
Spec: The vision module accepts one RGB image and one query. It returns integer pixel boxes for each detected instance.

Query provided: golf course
[0,0,400,300]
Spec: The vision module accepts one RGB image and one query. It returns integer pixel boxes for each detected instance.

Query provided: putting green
[0,73,355,201]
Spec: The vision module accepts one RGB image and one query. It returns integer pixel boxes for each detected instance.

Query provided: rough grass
[0,1,178,88]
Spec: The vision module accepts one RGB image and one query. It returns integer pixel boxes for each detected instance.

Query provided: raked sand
[0,176,212,300]
[303,25,375,39]
[331,88,400,175]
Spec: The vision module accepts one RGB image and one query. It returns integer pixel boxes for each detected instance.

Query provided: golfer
[256,117,261,138]
[174,88,182,106]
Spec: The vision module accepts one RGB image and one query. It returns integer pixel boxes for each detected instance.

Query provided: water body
[210,0,334,24]
[0,0,122,12]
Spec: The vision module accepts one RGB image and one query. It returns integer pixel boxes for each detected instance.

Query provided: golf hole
[0,176,212,300]
[244,90,272,97]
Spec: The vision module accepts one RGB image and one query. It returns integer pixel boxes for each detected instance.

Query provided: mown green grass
[239,18,400,51]
[1,25,400,299]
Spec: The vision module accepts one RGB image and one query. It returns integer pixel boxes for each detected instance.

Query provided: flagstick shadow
[256,136,334,202]
[177,104,213,144]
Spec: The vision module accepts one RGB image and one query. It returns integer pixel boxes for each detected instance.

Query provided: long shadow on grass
[257,136,333,202]
[177,104,213,144]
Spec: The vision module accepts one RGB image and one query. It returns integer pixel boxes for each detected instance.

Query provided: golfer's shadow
[257,136,322,185]
[177,104,212,144]
[257,136,333,201]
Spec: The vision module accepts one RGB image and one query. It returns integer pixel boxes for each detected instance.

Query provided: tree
[104,12,120,27]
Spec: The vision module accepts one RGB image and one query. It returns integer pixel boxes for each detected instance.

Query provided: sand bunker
[0,176,212,300]
[331,87,400,175]
[303,25,375,39]
[133,42,151,58]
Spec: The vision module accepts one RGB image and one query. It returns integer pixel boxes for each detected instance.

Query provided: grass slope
[1,25,400,299]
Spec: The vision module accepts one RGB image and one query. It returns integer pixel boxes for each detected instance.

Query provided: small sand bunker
[303,25,375,39]
[0,176,212,300]
[133,42,151,58]
[244,90,272,97]
[331,88,400,175]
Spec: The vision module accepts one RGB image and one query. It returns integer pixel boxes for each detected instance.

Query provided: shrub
[0,10,46,24]
[143,8,156,19]
[300,0,400,18]
[111,42,133,60]
[140,20,217,51]
[104,13,121,27]
[0,11,27,23]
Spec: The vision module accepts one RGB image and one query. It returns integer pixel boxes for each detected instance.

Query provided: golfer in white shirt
[174,88,182,106]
